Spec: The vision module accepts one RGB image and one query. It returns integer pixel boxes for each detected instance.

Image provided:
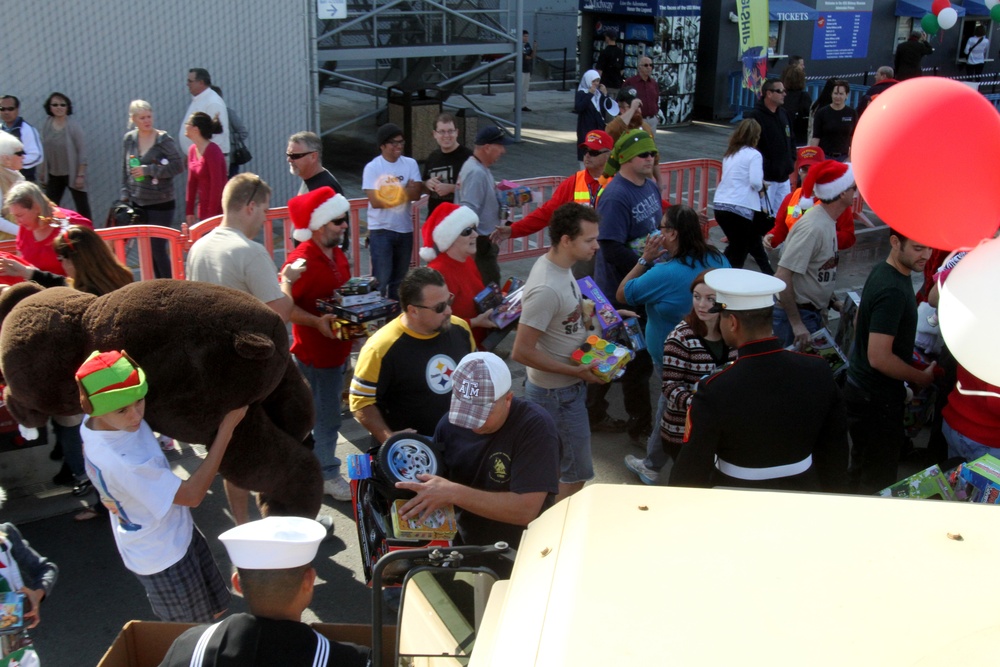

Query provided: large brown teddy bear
[0,279,322,518]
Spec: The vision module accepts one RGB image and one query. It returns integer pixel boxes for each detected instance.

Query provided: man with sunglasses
[746,79,796,213]
[588,130,660,441]
[350,267,475,445]
[623,57,660,133]
[1,95,42,182]
[363,123,423,300]
[280,187,354,502]
[287,131,344,197]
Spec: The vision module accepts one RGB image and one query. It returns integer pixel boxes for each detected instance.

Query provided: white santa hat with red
[419,203,479,261]
[288,186,350,242]
[796,160,854,213]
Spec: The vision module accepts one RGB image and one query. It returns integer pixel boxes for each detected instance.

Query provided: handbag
[106,202,146,227]
[231,135,252,166]
[751,188,775,236]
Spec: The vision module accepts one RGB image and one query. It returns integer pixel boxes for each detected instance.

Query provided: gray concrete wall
[4,0,314,221]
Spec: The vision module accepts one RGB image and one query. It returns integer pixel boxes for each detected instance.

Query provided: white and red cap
[419,202,479,262]
[798,160,854,211]
[288,186,349,243]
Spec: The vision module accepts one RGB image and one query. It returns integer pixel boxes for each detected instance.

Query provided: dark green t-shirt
[847,261,918,399]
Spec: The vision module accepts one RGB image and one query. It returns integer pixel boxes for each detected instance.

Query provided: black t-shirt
[301,168,344,195]
[522,40,534,73]
[422,147,473,214]
[847,261,918,400]
[596,44,625,89]
[434,398,560,548]
[811,105,858,157]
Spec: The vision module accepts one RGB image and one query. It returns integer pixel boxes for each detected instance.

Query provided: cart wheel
[376,434,441,486]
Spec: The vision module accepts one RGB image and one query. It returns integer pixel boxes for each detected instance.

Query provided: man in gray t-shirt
[512,203,609,501]
[774,160,855,349]
[456,126,508,286]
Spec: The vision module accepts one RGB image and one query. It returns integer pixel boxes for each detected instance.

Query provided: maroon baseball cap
[579,130,614,152]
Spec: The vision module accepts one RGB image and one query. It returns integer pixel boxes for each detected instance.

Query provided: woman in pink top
[184,112,226,224]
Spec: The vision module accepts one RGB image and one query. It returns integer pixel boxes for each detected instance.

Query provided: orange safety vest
[785,188,805,230]
[572,170,610,208]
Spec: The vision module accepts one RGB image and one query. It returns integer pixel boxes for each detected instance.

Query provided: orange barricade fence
[2,159,875,282]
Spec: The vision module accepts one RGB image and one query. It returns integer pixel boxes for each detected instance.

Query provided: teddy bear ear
[0,282,44,325]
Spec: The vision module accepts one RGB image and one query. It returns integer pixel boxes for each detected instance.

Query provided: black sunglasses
[412,293,455,314]
[0,107,16,112]
[286,151,315,160]
[459,226,476,236]
[586,149,608,157]
[636,152,657,158]
[331,216,349,226]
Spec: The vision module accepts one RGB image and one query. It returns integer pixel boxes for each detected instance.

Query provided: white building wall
[4,0,315,221]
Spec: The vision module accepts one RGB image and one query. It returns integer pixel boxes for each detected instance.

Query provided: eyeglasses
[435,129,457,135]
[636,152,657,158]
[459,226,476,236]
[768,88,787,94]
[246,178,261,208]
[286,151,316,160]
[49,103,67,107]
[412,293,455,314]
[640,63,653,68]
[330,216,349,226]
[586,149,609,157]
[387,139,406,146]
[0,107,16,112]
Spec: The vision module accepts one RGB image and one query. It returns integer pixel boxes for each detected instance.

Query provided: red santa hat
[797,160,854,212]
[288,187,349,243]
[419,203,479,262]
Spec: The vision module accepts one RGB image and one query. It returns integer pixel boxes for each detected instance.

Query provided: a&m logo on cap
[457,378,480,399]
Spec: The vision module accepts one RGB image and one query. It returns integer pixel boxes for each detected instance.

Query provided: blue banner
[811,12,872,60]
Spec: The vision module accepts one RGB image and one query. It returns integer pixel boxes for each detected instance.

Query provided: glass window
[768,21,783,56]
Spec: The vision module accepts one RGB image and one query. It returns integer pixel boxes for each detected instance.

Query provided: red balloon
[931,0,951,14]
[851,78,1000,249]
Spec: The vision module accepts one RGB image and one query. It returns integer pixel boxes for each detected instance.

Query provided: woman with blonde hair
[4,181,92,275]
[712,119,773,274]
[121,99,184,278]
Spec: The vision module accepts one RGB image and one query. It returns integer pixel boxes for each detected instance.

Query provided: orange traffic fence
[0,158,872,280]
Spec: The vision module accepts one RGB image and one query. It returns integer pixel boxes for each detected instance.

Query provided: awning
[770,0,820,21]
[962,0,990,16]
[895,0,966,17]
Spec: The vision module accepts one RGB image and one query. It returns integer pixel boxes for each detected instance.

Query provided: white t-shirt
[83,419,193,575]
[519,254,590,389]
[180,87,229,156]
[362,155,421,232]
[186,226,284,303]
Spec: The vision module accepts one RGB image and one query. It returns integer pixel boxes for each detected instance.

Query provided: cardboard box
[338,276,379,296]
[474,283,503,313]
[577,276,622,337]
[338,291,383,307]
[98,620,396,667]
[791,327,848,377]
[317,298,400,324]
[959,455,1000,504]
[878,464,957,501]
[489,287,524,329]
[619,317,646,352]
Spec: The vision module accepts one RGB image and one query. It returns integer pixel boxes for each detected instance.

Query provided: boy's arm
[173,406,248,507]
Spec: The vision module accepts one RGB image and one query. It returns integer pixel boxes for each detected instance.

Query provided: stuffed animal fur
[0,280,322,518]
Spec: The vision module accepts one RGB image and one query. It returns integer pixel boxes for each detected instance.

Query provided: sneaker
[624,454,659,485]
[72,479,93,497]
[323,476,352,502]
[157,434,176,452]
[590,415,627,433]
[521,106,532,112]
[315,514,335,542]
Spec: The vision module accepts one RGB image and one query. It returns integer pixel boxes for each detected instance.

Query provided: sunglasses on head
[412,293,455,314]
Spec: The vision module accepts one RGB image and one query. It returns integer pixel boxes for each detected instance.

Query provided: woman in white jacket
[712,119,773,274]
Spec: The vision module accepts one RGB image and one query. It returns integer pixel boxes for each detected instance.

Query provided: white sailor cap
[706,269,786,312]
[219,516,326,569]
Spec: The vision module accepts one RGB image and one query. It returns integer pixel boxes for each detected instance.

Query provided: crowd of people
[1,55,997,665]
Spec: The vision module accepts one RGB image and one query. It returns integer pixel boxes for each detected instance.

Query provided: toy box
[317,297,400,324]
[474,283,503,313]
[0,593,24,635]
[792,327,848,377]
[496,180,534,208]
[337,291,383,307]
[959,454,1000,504]
[571,335,632,382]
[390,499,458,540]
[577,276,622,337]
[489,287,524,329]
[338,276,379,296]
[618,317,646,352]
[878,464,957,501]
[331,318,387,340]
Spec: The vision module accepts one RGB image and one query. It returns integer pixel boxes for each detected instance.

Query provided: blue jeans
[644,361,669,471]
[772,306,823,348]
[524,380,593,484]
[295,359,345,479]
[368,230,413,300]
[943,419,1000,463]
